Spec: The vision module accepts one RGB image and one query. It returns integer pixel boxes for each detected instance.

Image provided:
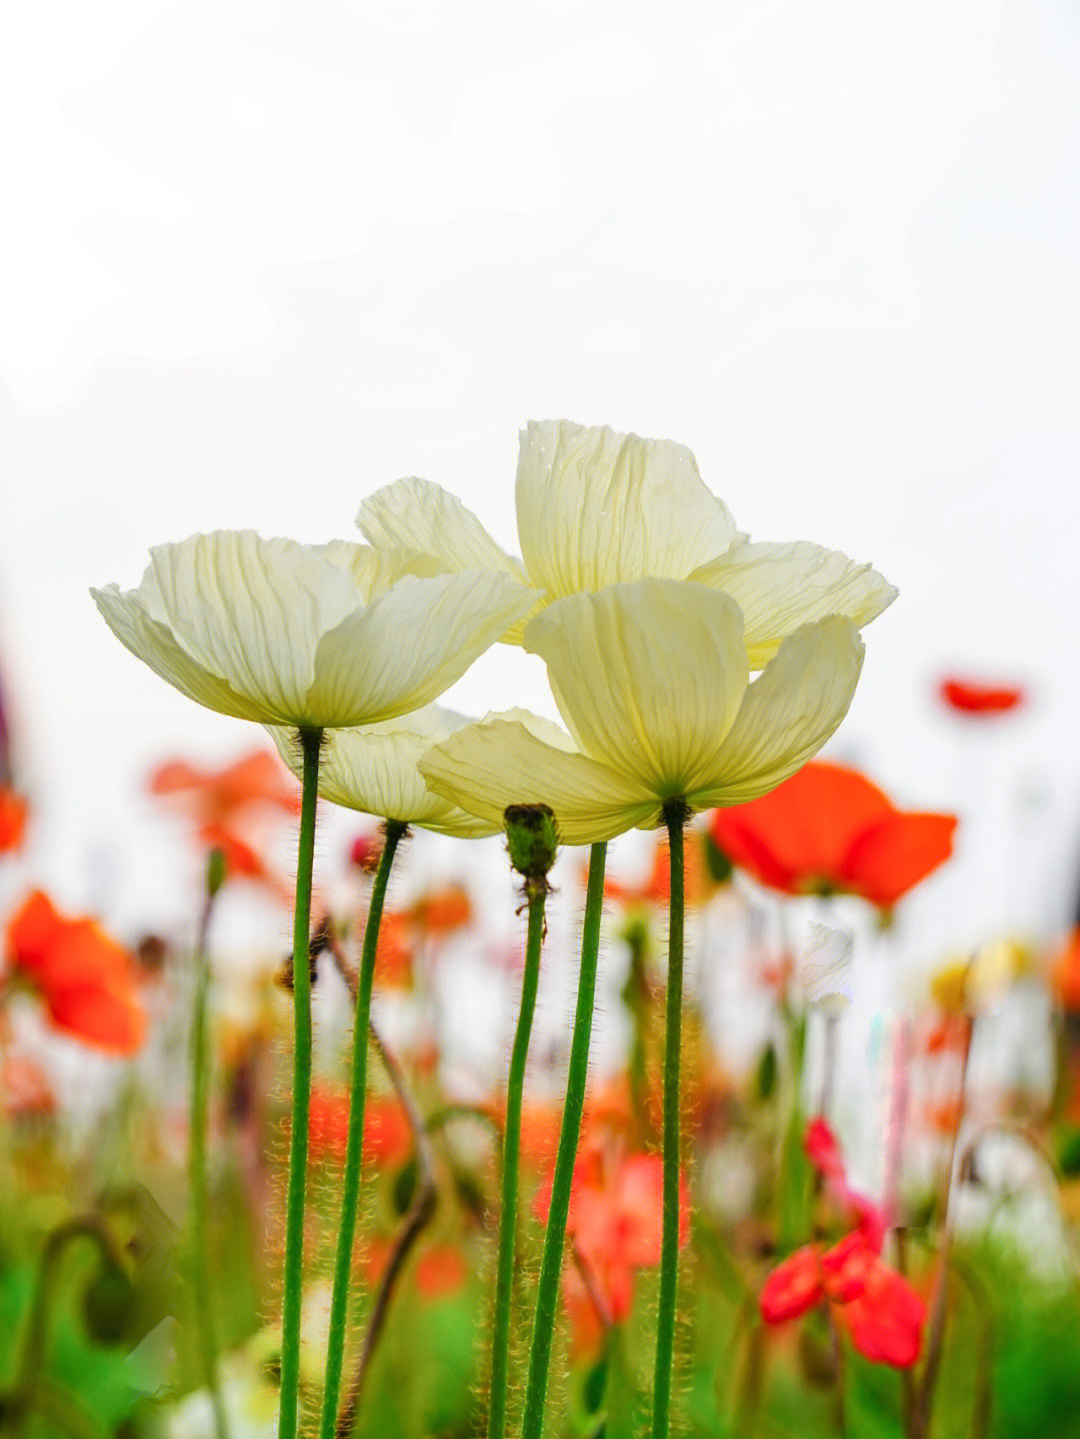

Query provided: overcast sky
[2,0,1078,957]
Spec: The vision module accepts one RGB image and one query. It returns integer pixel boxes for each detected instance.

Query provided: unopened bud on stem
[504,804,558,892]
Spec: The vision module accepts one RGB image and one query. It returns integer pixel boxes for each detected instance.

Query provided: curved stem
[652,803,687,1439]
[521,841,607,1439]
[318,819,406,1439]
[189,880,228,1439]
[488,878,547,1439]
[278,725,323,1439]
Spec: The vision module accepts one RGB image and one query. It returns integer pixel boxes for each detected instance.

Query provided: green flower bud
[504,805,558,886]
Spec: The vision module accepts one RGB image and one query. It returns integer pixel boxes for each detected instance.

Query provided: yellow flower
[268,705,498,838]
[419,579,864,846]
[93,531,534,729]
[357,420,895,663]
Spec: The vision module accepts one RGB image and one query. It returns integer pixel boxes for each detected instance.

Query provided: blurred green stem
[487,875,547,1439]
[318,818,406,1439]
[521,840,607,1439]
[278,725,323,1439]
[189,857,228,1439]
[651,802,687,1439]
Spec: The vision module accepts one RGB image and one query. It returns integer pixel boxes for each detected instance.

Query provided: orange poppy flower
[307,1085,413,1168]
[409,884,472,937]
[1051,928,1080,1012]
[149,748,300,821]
[534,1137,689,1329]
[0,787,29,852]
[939,678,1024,715]
[2,1055,56,1117]
[5,891,146,1054]
[601,834,710,909]
[415,1244,468,1299]
[709,761,957,909]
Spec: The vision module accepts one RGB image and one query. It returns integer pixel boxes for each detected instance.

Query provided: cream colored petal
[93,582,268,721]
[268,707,496,837]
[328,542,449,601]
[357,476,527,581]
[524,580,749,796]
[307,570,535,727]
[690,540,897,667]
[693,616,865,808]
[515,420,739,597]
[419,713,657,846]
[146,532,362,725]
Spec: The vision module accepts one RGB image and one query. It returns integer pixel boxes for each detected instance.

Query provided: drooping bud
[504,804,558,890]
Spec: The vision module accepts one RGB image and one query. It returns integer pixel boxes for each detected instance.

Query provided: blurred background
[1,0,1078,997]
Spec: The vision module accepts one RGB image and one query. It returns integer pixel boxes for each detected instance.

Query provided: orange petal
[939,678,1024,714]
[0,787,29,852]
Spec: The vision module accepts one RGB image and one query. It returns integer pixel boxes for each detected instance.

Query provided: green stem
[189,880,228,1439]
[651,803,687,1439]
[318,819,406,1439]
[521,840,607,1439]
[278,726,323,1439]
[488,878,547,1439]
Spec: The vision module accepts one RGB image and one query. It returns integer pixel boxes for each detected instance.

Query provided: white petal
[691,540,896,667]
[93,582,267,721]
[357,476,527,581]
[146,532,361,724]
[419,713,657,846]
[524,580,749,795]
[308,570,535,726]
[694,616,865,808]
[268,707,496,837]
[515,420,739,597]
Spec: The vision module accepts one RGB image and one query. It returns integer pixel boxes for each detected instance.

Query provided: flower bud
[504,804,558,887]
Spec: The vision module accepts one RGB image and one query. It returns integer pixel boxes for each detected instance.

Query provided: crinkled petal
[357,476,527,582]
[516,421,738,598]
[524,580,748,797]
[696,617,864,808]
[308,570,535,727]
[92,581,269,722]
[419,712,656,846]
[267,707,497,837]
[691,540,896,667]
[145,532,364,724]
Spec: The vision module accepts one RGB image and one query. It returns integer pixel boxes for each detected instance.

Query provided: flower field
[2,423,1079,1439]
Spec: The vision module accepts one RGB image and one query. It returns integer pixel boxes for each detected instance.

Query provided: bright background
[2,0,1078,962]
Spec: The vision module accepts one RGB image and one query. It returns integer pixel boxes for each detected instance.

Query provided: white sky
[1,0,1079,958]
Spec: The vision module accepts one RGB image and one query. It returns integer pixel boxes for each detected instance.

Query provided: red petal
[939,678,1024,714]
[760,1246,824,1323]
[841,812,957,907]
[710,763,895,896]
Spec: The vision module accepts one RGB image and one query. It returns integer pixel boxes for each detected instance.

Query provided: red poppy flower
[939,678,1024,715]
[760,1118,925,1367]
[5,891,146,1054]
[0,787,29,852]
[709,761,957,909]
[761,1232,925,1367]
[415,1244,468,1299]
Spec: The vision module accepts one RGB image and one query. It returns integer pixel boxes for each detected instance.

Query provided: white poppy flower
[267,705,498,837]
[419,579,865,847]
[357,419,895,663]
[93,530,535,729]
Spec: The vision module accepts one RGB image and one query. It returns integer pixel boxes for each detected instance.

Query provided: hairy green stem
[189,875,228,1439]
[651,804,686,1439]
[521,841,607,1439]
[487,879,547,1439]
[318,819,406,1439]
[278,726,323,1439]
